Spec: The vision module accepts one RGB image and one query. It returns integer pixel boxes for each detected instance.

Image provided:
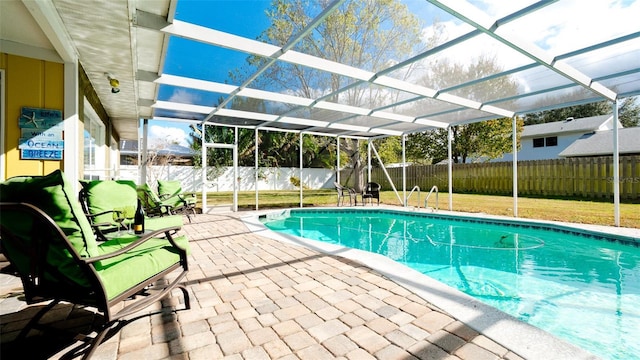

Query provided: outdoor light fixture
[105,72,120,93]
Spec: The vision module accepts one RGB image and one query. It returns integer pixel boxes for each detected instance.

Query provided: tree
[524,96,640,127]
[236,0,424,190]
[619,97,640,128]
[407,53,522,163]
[524,100,610,125]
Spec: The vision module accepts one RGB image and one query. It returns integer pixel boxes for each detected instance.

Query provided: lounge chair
[80,180,183,241]
[157,180,197,222]
[0,170,190,359]
[136,183,175,218]
[334,182,359,206]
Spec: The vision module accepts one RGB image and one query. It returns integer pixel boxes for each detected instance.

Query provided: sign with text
[20,149,64,160]
[19,107,64,160]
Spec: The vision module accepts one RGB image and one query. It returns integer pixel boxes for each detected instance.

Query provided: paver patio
[0,213,527,359]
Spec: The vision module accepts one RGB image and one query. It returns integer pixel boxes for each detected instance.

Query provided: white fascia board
[480,104,514,118]
[302,130,338,138]
[216,108,279,122]
[22,0,77,63]
[279,51,374,81]
[237,88,314,106]
[157,74,237,94]
[369,128,403,136]
[314,101,371,115]
[414,118,449,129]
[499,33,555,65]
[436,93,482,109]
[149,117,202,125]
[590,82,617,100]
[279,116,328,128]
[370,111,414,122]
[259,126,303,134]
[373,76,438,97]
[153,100,213,114]
[552,62,592,86]
[327,123,370,132]
[166,20,280,57]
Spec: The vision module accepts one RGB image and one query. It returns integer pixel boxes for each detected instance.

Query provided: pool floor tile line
[0,213,528,359]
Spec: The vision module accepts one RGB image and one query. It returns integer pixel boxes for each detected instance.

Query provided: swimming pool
[259,208,640,360]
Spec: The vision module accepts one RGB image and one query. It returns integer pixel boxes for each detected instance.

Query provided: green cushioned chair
[80,180,183,240]
[136,183,175,218]
[0,170,190,359]
[157,180,197,223]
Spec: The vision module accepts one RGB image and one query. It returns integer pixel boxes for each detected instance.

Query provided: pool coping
[242,206,619,360]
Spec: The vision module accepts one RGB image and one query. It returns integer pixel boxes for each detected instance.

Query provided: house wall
[1,52,119,182]
[498,132,591,162]
[1,53,64,179]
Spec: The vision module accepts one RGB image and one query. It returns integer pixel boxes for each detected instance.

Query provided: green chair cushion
[146,215,184,231]
[0,170,98,288]
[137,183,171,216]
[157,180,182,198]
[81,180,137,225]
[157,180,195,208]
[95,235,190,300]
[0,170,98,258]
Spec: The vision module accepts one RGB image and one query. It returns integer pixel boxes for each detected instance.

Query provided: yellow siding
[2,53,64,178]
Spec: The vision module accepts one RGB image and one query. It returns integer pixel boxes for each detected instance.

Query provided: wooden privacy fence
[344,155,639,200]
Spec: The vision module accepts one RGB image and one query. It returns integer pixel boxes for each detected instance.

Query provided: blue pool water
[261,209,640,360]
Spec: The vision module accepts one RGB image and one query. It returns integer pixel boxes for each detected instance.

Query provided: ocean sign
[19,138,65,150]
[21,128,63,140]
[19,107,63,129]
[19,107,64,160]
[21,149,63,160]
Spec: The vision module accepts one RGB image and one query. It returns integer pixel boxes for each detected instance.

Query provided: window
[533,136,558,148]
[83,99,106,179]
[545,136,558,147]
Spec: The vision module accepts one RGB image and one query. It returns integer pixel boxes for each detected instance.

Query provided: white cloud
[168,88,201,104]
[148,124,189,147]
[410,0,639,108]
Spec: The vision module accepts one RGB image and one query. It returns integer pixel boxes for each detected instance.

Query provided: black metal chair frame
[363,182,381,205]
[334,182,359,206]
[0,202,190,359]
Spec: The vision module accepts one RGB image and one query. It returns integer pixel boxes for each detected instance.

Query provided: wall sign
[18,107,64,160]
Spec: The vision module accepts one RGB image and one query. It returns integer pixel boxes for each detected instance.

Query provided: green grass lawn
[199,190,640,229]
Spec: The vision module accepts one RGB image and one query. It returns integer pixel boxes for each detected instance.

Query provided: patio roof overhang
[3,0,638,141]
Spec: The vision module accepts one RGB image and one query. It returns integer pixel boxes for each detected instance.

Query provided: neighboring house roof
[522,115,615,137]
[559,127,640,157]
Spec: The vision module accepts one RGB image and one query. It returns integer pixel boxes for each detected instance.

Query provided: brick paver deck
[0,213,526,359]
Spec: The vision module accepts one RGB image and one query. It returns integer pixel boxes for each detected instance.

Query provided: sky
[146,0,639,147]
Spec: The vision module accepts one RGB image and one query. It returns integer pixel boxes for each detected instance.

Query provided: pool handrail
[424,185,439,211]
[405,185,421,208]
